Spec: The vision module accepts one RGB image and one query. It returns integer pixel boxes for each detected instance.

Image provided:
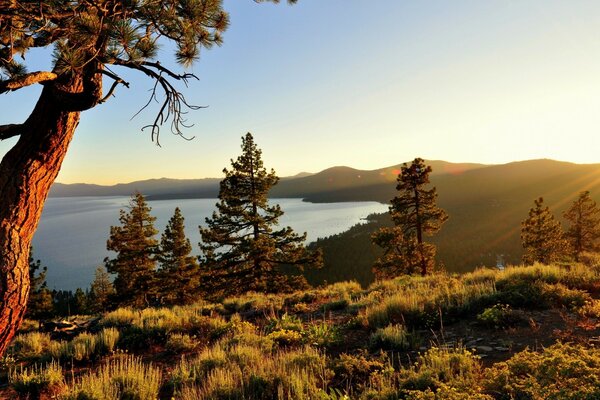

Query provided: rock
[476,345,494,352]
[495,347,510,352]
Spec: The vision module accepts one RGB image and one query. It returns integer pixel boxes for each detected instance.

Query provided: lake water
[32,197,388,290]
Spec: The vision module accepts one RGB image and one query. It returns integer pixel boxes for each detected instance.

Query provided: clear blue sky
[2,0,600,184]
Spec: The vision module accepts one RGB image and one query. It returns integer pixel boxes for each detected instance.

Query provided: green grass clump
[370,324,412,351]
[97,327,120,354]
[10,361,64,397]
[9,332,52,360]
[476,304,523,329]
[363,276,496,329]
[176,346,329,400]
[166,333,198,353]
[399,346,484,395]
[62,356,160,400]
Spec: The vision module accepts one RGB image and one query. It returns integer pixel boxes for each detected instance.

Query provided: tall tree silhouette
[521,197,566,265]
[157,207,201,305]
[563,191,600,261]
[200,133,321,298]
[0,0,295,355]
[372,158,448,277]
[105,193,158,308]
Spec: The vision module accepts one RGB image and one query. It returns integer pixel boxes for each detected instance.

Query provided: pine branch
[0,71,57,94]
[0,124,22,140]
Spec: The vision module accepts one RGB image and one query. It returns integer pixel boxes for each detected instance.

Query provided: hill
[48,160,487,200]
[307,159,600,285]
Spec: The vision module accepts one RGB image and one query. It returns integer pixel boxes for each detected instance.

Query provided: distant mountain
[50,160,486,200]
[306,159,600,286]
[50,178,221,199]
[270,160,488,201]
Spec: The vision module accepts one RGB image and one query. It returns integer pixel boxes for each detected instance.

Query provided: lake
[32,197,388,290]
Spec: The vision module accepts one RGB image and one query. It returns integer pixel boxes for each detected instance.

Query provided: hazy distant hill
[50,160,485,200]
[306,159,600,286]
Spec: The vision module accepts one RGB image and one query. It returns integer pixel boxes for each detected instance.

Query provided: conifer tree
[89,266,115,313]
[372,158,448,277]
[73,288,88,315]
[26,248,54,319]
[521,197,566,265]
[157,207,201,305]
[200,133,321,298]
[563,191,600,261]
[105,192,158,308]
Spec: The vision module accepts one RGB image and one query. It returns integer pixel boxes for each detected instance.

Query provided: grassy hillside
[5,263,600,399]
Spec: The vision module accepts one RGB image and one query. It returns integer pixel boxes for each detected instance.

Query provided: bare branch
[108,58,203,145]
[0,71,57,94]
[98,70,130,104]
[0,124,22,140]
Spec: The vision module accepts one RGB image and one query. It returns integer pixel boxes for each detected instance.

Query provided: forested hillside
[308,160,600,286]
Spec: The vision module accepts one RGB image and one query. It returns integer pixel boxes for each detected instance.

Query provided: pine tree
[157,207,201,306]
[372,158,448,277]
[200,133,321,298]
[105,192,158,308]
[563,191,600,261]
[26,247,54,319]
[371,227,436,279]
[89,266,115,313]
[73,288,88,315]
[521,197,566,265]
[0,0,296,356]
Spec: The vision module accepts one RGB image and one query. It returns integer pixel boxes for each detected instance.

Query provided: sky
[2,0,600,184]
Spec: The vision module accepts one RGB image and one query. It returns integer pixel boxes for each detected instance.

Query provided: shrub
[265,312,303,333]
[9,332,52,360]
[9,361,64,397]
[400,346,483,394]
[305,321,342,348]
[331,352,388,394]
[483,342,600,399]
[62,356,161,400]
[370,324,412,351]
[476,304,523,329]
[97,327,120,354]
[166,333,198,354]
[70,332,97,361]
[267,329,303,347]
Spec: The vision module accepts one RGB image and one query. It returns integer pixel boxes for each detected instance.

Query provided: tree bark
[0,78,87,354]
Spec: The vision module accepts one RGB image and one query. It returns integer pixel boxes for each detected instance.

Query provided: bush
[400,346,483,394]
[97,327,120,354]
[166,333,198,354]
[476,304,523,329]
[483,342,600,399]
[9,361,64,397]
[267,329,303,347]
[370,324,412,351]
[9,332,52,360]
[62,356,161,400]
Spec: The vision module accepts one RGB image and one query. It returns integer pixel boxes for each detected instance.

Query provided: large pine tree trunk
[0,82,84,354]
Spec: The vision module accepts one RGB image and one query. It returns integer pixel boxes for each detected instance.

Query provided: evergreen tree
[105,192,158,308]
[0,0,295,356]
[89,266,115,313]
[563,191,600,261]
[73,288,88,315]
[26,247,54,319]
[372,158,448,277]
[521,197,566,265]
[157,208,201,305]
[371,227,436,279]
[200,133,321,298]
